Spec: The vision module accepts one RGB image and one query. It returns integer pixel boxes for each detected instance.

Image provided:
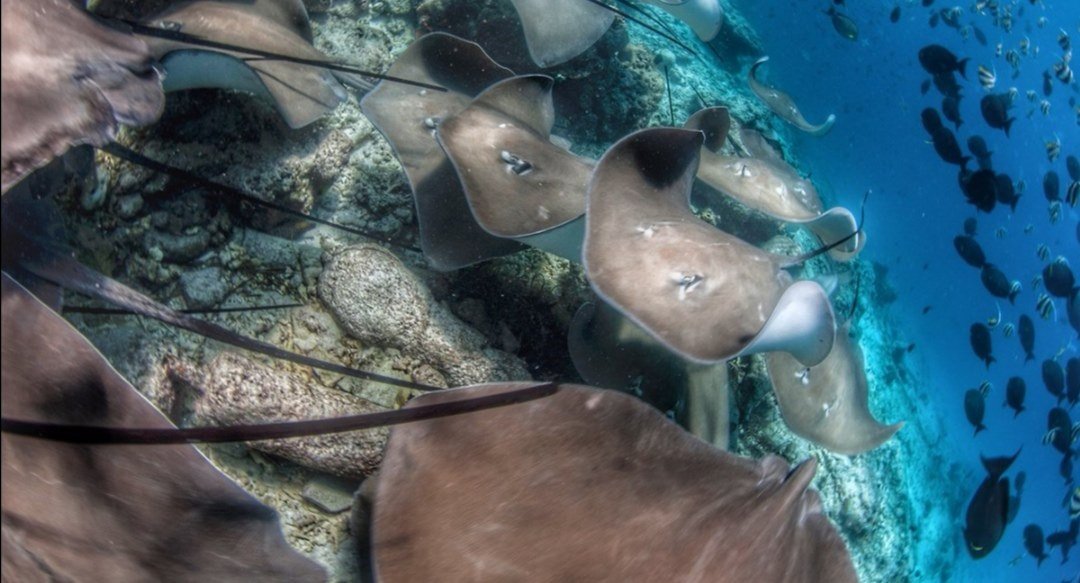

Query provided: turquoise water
[735,2,1079,581]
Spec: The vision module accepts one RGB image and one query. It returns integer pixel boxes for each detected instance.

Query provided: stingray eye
[500,150,533,175]
[422,116,440,132]
[674,272,704,301]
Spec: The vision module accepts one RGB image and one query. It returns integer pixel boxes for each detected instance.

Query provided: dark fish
[954,235,986,268]
[942,95,964,129]
[994,173,1020,211]
[920,79,931,95]
[1043,71,1054,97]
[965,389,987,435]
[1048,407,1073,457]
[1045,521,1078,564]
[1024,524,1049,567]
[973,26,987,46]
[967,136,991,158]
[1068,155,1080,181]
[963,217,977,236]
[923,305,933,314]
[1015,471,1026,497]
[825,7,858,40]
[1063,456,1074,486]
[963,450,1020,558]
[907,342,916,352]
[981,263,1018,303]
[1044,257,1077,298]
[963,169,998,212]
[920,44,969,78]
[1044,360,1066,405]
[1045,170,1061,201]
[1071,289,1080,338]
[970,322,995,368]
[929,11,939,27]
[921,0,933,6]
[890,6,900,23]
[1067,358,1080,407]
[1005,376,1026,417]
[1018,314,1035,363]
[921,107,944,133]
[933,71,962,100]
[981,93,1015,136]
[931,127,969,168]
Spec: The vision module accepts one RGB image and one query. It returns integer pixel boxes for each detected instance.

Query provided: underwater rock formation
[190,352,388,478]
[319,244,530,386]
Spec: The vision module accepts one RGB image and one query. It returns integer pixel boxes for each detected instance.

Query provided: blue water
[734,1,1079,581]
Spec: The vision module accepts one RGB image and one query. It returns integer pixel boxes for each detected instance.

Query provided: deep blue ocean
[736,1,1079,581]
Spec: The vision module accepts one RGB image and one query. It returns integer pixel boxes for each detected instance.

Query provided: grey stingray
[1,0,164,194]
[568,300,731,449]
[765,328,903,454]
[584,127,838,367]
[685,107,862,261]
[508,0,615,67]
[0,273,324,582]
[361,33,525,270]
[370,382,857,582]
[437,74,593,262]
[749,57,837,137]
[141,0,349,128]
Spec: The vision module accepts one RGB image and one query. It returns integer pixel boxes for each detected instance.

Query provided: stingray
[436,74,593,261]
[0,0,165,194]
[748,57,837,137]
[765,329,903,454]
[370,382,858,582]
[583,127,845,367]
[508,0,616,67]
[685,107,862,260]
[640,0,724,41]
[361,33,525,270]
[568,300,731,449]
[138,0,350,128]
[0,272,325,581]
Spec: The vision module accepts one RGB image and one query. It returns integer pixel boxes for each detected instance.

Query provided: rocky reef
[51,0,961,581]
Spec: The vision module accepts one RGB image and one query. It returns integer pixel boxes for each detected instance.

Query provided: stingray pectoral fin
[737,280,837,367]
[515,215,585,262]
[509,0,615,68]
[642,0,724,41]
[798,207,864,261]
[805,113,837,137]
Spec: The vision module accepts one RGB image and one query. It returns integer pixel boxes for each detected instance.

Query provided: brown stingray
[371,382,858,582]
[568,301,731,449]
[748,57,837,137]
[0,273,324,582]
[509,0,615,68]
[584,127,838,367]
[437,75,592,261]
[0,0,164,194]
[361,33,525,270]
[141,0,348,128]
[685,107,862,260]
[765,327,903,455]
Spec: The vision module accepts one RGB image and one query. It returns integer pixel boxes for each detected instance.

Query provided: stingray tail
[117,19,447,92]
[0,383,558,445]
